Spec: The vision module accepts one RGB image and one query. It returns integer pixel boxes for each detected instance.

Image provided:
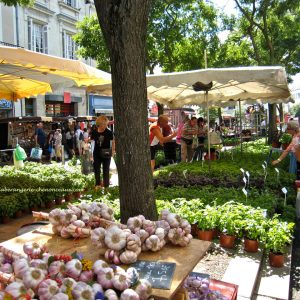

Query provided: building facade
[0,0,97,118]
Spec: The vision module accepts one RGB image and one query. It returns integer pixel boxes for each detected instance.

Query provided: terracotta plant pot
[212,229,219,238]
[198,229,214,241]
[64,194,72,202]
[55,198,63,205]
[272,142,281,148]
[295,181,300,190]
[244,238,259,253]
[269,252,284,268]
[191,223,198,237]
[220,233,236,249]
[73,192,81,199]
[14,210,23,218]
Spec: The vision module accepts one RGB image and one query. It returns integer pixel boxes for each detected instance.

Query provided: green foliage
[279,133,292,144]
[197,205,219,231]
[0,0,33,6]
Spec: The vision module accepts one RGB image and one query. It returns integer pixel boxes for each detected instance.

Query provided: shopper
[181,117,198,162]
[54,129,62,162]
[149,115,177,172]
[35,122,46,150]
[80,136,92,175]
[91,116,115,188]
[192,117,207,161]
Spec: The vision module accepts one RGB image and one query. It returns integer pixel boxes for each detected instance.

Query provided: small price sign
[282,187,288,206]
[183,169,187,179]
[246,171,250,186]
[168,172,173,177]
[240,168,245,174]
[275,168,280,182]
[242,187,248,199]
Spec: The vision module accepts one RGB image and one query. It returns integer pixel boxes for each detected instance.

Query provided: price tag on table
[132,260,176,289]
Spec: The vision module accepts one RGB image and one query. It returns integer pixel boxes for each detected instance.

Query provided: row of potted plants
[0,162,95,222]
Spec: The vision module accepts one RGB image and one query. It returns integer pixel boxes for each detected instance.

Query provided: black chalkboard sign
[132,260,176,289]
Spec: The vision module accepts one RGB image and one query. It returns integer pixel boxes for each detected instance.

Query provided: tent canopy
[87,66,292,108]
[0,45,111,101]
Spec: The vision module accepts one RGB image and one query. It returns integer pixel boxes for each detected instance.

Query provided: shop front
[89,95,113,117]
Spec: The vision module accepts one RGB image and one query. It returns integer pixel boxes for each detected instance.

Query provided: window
[63,31,76,59]
[45,102,74,117]
[28,18,48,53]
[25,98,34,116]
[63,0,77,8]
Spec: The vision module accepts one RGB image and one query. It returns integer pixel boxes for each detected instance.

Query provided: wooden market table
[0,224,211,299]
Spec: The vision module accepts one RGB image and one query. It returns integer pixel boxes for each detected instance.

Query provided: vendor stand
[0,224,211,299]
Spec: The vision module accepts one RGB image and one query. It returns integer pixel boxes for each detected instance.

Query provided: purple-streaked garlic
[60,277,77,293]
[135,279,152,300]
[79,270,94,282]
[51,293,69,300]
[155,220,171,234]
[72,282,95,300]
[120,289,140,300]
[62,209,77,225]
[81,212,91,224]
[112,273,130,291]
[23,242,42,257]
[30,259,48,274]
[91,228,106,245]
[119,250,138,264]
[13,258,29,278]
[68,204,82,218]
[92,260,109,275]
[60,226,71,238]
[126,234,142,252]
[104,289,119,300]
[52,225,63,235]
[127,217,143,232]
[0,253,4,264]
[159,209,170,220]
[23,267,45,289]
[97,267,114,289]
[142,220,156,235]
[48,260,65,277]
[145,235,161,252]
[49,209,63,226]
[0,263,12,274]
[155,228,166,240]
[37,279,59,300]
[42,252,51,264]
[166,213,181,228]
[104,226,127,251]
[65,259,82,279]
[135,229,149,243]
[5,282,27,298]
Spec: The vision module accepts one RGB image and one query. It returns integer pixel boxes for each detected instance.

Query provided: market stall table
[0,224,211,299]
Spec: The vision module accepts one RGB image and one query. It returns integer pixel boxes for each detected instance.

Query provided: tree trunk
[95,0,157,223]
[268,103,277,144]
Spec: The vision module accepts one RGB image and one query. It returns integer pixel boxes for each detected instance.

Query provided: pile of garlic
[0,242,152,300]
[91,210,193,264]
[49,202,114,238]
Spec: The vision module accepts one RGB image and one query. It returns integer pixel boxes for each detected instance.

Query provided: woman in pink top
[272,121,300,178]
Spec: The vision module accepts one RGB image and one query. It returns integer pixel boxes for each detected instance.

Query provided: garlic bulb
[65,259,82,279]
[48,260,65,277]
[49,208,63,226]
[126,234,142,252]
[79,270,94,282]
[13,258,29,278]
[127,217,143,232]
[91,228,106,246]
[135,229,149,243]
[60,277,77,293]
[120,289,140,300]
[0,253,5,264]
[104,226,127,251]
[23,242,42,257]
[51,293,69,300]
[72,282,95,300]
[30,259,48,275]
[5,282,27,298]
[119,250,138,264]
[68,204,82,218]
[155,227,166,240]
[60,226,72,239]
[62,209,77,225]
[145,235,162,252]
[37,279,59,300]
[166,213,181,228]
[0,263,12,274]
[92,283,103,295]
[159,209,170,220]
[155,220,170,234]
[93,259,109,275]
[142,220,156,235]
[112,273,130,291]
[104,289,119,300]
[135,279,152,300]
[97,267,114,289]
[23,267,45,289]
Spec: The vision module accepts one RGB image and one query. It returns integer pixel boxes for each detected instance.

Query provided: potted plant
[197,206,219,241]
[264,218,294,267]
[279,133,292,150]
[243,218,266,253]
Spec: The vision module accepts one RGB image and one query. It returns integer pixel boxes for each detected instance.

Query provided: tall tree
[94,0,157,223]
[0,0,32,5]
[232,0,300,143]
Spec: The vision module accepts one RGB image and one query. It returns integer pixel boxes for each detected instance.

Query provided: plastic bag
[30,147,43,160]
[13,151,24,169]
[14,144,27,161]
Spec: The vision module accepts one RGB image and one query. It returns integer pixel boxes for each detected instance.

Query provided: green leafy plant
[279,133,292,144]
[264,218,294,254]
[197,206,219,231]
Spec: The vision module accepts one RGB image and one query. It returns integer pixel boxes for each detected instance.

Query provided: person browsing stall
[181,117,198,162]
[91,116,115,188]
[149,115,177,173]
[272,121,300,179]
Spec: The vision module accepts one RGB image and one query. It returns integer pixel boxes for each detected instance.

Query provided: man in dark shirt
[35,122,46,149]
